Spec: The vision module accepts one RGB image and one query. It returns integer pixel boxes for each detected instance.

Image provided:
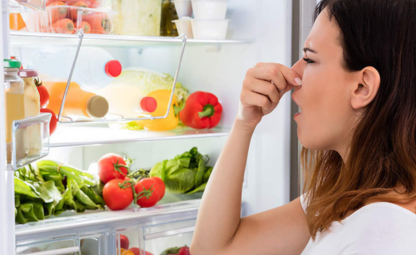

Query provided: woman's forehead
[304,8,342,55]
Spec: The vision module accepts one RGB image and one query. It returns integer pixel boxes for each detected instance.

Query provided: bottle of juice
[97,83,157,118]
[44,81,109,118]
[134,89,179,131]
[4,59,25,163]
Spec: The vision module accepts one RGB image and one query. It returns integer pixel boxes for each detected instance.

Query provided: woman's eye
[303,57,315,64]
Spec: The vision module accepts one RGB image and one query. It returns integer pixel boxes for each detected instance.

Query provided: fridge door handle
[21,246,80,255]
[145,226,195,240]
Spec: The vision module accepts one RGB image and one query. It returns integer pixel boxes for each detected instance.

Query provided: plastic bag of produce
[112,0,162,36]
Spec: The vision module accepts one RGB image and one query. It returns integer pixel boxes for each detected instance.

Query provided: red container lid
[105,60,122,77]
[140,97,157,113]
[18,69,38,78]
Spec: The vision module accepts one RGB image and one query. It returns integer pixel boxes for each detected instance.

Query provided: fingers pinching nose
[294,77,302,86]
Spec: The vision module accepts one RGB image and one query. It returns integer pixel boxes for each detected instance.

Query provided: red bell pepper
[179,91,223,129]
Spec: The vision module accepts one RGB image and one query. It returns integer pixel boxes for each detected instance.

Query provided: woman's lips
[294,112,301,119]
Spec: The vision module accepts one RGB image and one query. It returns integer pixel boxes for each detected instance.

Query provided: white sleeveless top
[300,195,416,255]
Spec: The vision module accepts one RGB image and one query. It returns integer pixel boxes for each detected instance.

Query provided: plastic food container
[191,19,228,40]
[16,0,47,11]
[191,0,227,19]
[173,0,192,18]
[173,18,193,38]
[21,5,113,34]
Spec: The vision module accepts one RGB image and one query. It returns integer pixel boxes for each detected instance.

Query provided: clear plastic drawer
[16,235,80,255]
[115,218,195,255]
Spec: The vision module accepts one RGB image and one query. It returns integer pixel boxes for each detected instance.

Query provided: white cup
[192,0,227,19]
[173,0,193,19]
[173,18,194,38]
[191,19,229,40]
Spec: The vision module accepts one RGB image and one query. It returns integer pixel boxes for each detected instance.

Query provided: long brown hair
[302,0,416,239]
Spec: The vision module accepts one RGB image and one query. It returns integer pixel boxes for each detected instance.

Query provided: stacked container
[191,0,228,39]
[172,0,228,40]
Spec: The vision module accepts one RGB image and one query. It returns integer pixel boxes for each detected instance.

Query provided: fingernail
[294,77,302,86]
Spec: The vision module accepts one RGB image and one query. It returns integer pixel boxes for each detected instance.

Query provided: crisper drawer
[116,219,195,255]
[16,231,109,255]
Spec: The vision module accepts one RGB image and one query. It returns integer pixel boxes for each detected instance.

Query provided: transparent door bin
[80,232,110,255]
[16,235,80,255]
[8,113,51,171]
[142,219,195,255]
[115,228,142,255]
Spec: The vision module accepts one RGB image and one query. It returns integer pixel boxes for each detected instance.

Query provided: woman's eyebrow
[303,47,317,54]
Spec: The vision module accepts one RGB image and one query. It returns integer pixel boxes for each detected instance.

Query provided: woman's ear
[351,66,380,109]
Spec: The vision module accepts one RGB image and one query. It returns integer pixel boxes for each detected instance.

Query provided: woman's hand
[237,62,302,129]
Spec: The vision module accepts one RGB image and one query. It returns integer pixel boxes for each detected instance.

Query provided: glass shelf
[10,31,252,47]
[15,200,201,236]
[49,125,230,147]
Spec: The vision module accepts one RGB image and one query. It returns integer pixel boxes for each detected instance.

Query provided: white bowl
[191,19,229,40]
[191,0,227,19]
[173,18,194,38]
[173,0,193,19]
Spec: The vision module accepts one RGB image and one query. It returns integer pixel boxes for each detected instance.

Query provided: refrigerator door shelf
[8,113,52,171]
[10,31,252,48]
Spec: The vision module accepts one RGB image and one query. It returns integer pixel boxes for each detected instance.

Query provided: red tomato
[103,179,133,210]
[151,177,165,201]
[40,108,57,135]
[35,78,49,108]
[178,246,190,255]
[129,247,153,255]
[117,234,129,250]
[98,153,128,184]
[134,178,160,208]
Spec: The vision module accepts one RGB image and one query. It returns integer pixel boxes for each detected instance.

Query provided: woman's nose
[291,59,305,79]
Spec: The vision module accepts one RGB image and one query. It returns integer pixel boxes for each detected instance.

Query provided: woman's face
[291,9,361,154]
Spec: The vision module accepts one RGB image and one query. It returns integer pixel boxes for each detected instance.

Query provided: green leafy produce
[14,160,104,224]
[149,147,212,194]
[160,247,180,255]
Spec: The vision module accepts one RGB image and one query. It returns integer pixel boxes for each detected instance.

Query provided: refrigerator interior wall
[10,5,293,250]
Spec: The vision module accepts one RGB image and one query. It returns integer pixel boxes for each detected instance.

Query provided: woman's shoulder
[345,202,416,224]
[337,203,416,254]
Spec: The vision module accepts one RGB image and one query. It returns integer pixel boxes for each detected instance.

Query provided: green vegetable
[150,147,213,194]
[14,160,104,224]
[160,247,180,255]
[186,183,207,195]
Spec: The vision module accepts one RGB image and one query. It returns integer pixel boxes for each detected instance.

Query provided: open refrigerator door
[0,0,319,254]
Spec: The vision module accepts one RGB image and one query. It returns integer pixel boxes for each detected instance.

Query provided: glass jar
[160,0,178,36]
[4,59,25,163]
[18,69,42,157]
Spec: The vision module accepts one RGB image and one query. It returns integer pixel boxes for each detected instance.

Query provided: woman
[190,0,416,254]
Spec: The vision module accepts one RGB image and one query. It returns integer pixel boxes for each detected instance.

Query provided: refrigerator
[0,0,317,254]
